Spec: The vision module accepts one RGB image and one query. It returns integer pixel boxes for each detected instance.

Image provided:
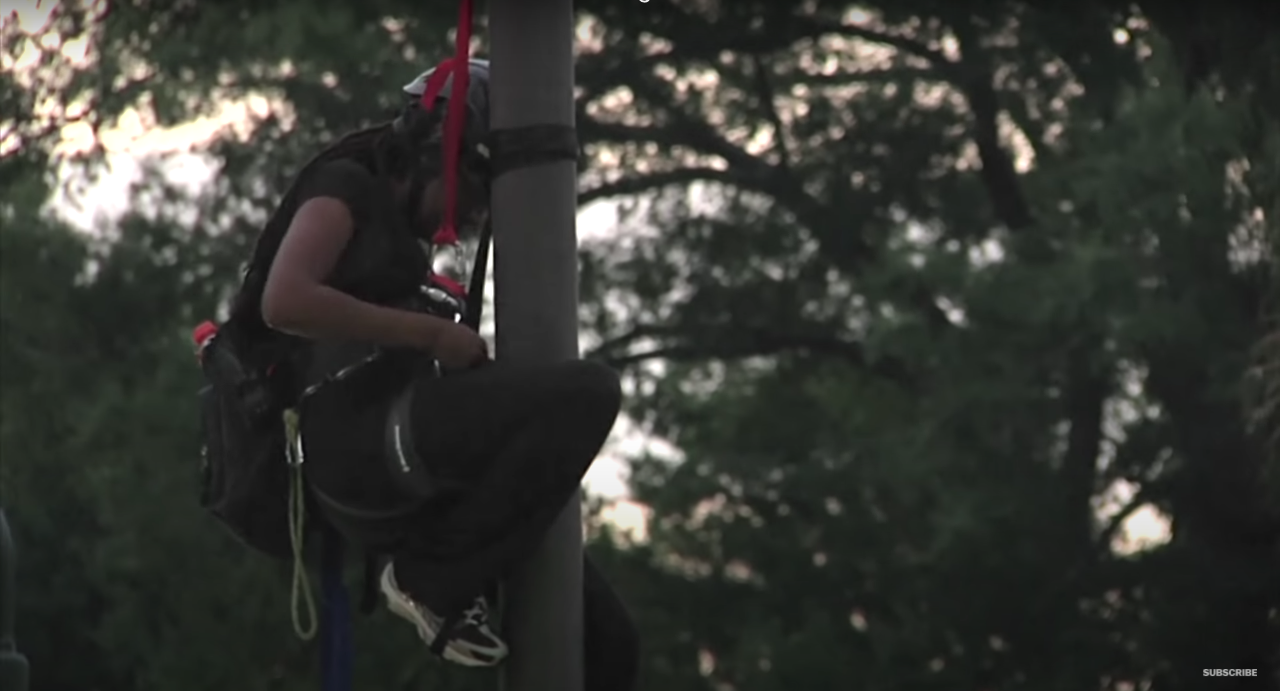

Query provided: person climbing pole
[231,59,638,688]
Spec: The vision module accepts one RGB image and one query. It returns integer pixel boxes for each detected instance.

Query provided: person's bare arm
[260,196,451,350]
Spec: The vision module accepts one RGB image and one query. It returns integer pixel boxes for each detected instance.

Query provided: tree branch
[951,21,1035,232]
[1061,349,1110,548]
[579,168,744,206]
[749,55,791,171]
[573,16,970,336]
[587,323,916,391]
[588,323,675,358]
[577,107,868,261]
[797,18,957,69]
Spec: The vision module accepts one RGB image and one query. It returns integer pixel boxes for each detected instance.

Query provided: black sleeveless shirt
[289,157,430,507]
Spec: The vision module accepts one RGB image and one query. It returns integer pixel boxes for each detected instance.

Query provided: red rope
[418,0,473,247]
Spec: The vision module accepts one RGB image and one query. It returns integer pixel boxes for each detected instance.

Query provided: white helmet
[397,59,490,144]
[392,59,493,209]
[402,59,490,105]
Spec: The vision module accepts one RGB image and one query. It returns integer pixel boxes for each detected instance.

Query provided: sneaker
[380,562,508,667]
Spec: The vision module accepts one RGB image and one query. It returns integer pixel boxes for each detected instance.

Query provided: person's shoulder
[301,158,376,198]
[297,158,379,221]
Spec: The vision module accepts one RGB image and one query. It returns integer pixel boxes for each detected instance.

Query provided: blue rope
[319,532,352,691]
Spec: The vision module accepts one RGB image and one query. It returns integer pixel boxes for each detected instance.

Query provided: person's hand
[431,320,489,370]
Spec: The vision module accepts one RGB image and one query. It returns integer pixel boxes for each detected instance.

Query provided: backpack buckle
[282,409,305,467]
[418,283,466,323]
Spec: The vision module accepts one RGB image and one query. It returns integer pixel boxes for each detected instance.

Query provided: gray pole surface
[488,2,584,691]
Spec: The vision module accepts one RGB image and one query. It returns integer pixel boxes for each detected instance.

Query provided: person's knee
[554,360,622,419]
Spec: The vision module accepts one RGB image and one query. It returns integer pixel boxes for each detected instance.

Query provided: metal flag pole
[488,1,584,691]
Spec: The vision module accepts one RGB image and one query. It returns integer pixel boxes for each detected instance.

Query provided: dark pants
[303,358,637,691]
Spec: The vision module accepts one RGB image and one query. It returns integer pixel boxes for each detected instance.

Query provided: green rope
[284,409,317,641]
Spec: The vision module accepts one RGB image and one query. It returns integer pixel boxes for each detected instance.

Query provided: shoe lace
[460,598,488,627]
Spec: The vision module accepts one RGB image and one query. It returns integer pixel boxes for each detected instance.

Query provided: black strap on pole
[464,124,578,330]
[487,124,579,179]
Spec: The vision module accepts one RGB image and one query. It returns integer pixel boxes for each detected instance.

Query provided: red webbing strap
[418,0,473,247]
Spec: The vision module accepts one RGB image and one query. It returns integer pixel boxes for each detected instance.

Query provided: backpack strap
[462,216,492,332]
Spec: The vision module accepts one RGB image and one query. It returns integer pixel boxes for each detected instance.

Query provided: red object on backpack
[192,320,219,359]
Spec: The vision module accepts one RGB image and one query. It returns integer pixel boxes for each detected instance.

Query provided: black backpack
[195,314,303,560]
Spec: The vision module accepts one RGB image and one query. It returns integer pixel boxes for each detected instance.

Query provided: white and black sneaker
[380,562,508,667]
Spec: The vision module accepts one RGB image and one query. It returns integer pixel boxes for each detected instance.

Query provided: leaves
[2,2,1278,690]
